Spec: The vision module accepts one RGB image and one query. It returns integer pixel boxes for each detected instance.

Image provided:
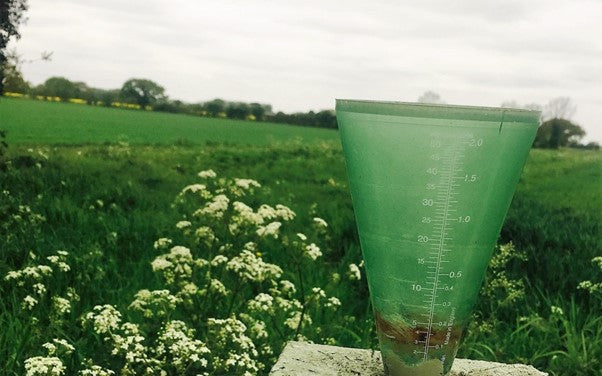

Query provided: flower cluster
[23,169,341,375]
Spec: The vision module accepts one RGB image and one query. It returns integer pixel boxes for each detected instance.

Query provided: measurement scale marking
[422,144,461,360]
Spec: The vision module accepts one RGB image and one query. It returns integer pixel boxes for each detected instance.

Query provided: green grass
[518,149,602,220]
[0,97,338,145]
[0,99,601,375]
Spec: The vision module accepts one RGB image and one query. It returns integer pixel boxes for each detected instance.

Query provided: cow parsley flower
[176,220,191,229]
[279,280,297,295]
[226,250,282,282]
[129,289,179,319]
[313,217,328,228]
[195,194,229,219]
[153,237,172,250]
[24,356,65,376]
[275,204,295,221]
[257,204,277,220]
[156,321,210,372]
[325,297,341,309]
[234,178,261,190]
[42,339,74,356]
[195,226,216,246]
[256,221,281,238]
[32,283,46,296]
[211,255,228,266]
[181,184,207,194]
[198,169,217,179]
[52,296,71,315]
[347,263,361,281]
[83,305,121,335]
[22,295,38,310]
[248,293,274,313]
[284,311,312,330]
[304,243,322,261]
[209,279,228,296]
[78,365,115,376]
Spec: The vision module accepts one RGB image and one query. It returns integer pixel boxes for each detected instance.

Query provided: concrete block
[270,341,548,376]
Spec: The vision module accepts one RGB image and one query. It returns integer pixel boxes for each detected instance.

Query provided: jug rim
[336,99,541,123]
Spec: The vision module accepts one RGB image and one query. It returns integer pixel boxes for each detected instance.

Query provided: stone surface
[270,341,548,376]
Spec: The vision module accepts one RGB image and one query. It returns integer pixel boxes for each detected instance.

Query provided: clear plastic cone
[336,100,539,375]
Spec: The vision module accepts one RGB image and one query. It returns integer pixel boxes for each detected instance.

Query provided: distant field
[0,97,338,145]
[519,149,602,220]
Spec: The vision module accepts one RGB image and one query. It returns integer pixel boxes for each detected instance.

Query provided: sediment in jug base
[374,310,462,376]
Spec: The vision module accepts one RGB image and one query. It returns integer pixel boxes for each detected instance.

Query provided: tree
[42,76,79,100]
[533,118,586,149]
[119,78,165,108]
[226,102,250,120]
[249,103,265,121]
[417,91,444,104]
[1,51,29,92]
[204,99,226,117]
[543,97,576,121]
[1,0,29,94]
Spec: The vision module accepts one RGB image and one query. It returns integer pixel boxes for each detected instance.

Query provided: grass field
[0,97,338,145]
[1,98,600,375]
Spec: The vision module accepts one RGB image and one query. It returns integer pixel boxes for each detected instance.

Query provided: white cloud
[9,0,602,141]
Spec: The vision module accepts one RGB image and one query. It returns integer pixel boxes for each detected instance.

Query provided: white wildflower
[209,279,228,295]
[22,295,38,310]
[284,311,311,330]
[195,194,229,218]
[304,243,322,261]
[248,293,274,313]
[248,320,268,340]
[280,280,296,295]
[198,169,217,179]
[182,184,207,194]
[151,246,194,284]
[153,237,172,250]
[226,250,282,282]
[195,226,216,246]
[296,233,307,241]
[129,289,179,319]
[43,339,74,356]
[83,305,121,335]
[313,217,328,228]
[78,365,115,376]
[52,296,71,315]
[347,263,361,281]
[326,297,341,309]
[211,255,228,266]
[176,220,191,229]
[257,204,277,220]
[156,321,210,372]
[234,178,261,190]
[24,356,65,376]
[311,287,326,298]
[275,204,295,221]
[256,221,282,238]
[33,283,46,296]
[151,257,173,272]
[551,306,564,316]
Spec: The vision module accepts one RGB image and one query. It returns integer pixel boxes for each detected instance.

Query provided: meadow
[0,98,600,375]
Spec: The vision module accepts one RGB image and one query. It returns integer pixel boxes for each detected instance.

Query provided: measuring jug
[336,100,539,375]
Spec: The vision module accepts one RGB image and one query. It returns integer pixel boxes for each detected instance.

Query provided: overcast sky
[9,0,602,141]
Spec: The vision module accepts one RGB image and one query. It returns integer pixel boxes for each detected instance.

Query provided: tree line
[1,50,597,146]
[1,53,338,129]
